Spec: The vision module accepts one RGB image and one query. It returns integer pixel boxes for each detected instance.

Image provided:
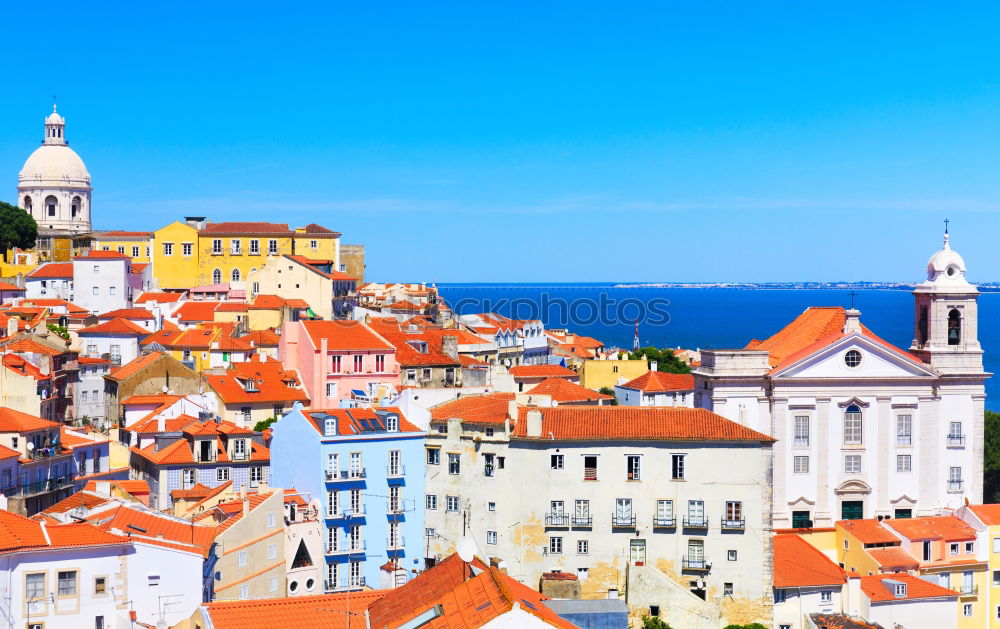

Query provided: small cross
[944,218,950,235]
[849,290,858,309]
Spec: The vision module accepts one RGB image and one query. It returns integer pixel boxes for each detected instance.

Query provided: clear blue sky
[4,2,1000,283]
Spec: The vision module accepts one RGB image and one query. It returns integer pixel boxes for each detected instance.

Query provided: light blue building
[270,403,425,591]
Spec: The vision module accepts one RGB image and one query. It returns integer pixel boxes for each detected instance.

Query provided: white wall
[73,258,131,314]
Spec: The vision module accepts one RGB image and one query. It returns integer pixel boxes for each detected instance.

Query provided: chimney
[843,309,862,334]
[157,412,165,433]
[649,360,658,372]
[526,409,543,438]
[6,317,16,338]
[152,305,163,332]
[242,492,250,518]
[39,356,50,377]
[442,335,458,360]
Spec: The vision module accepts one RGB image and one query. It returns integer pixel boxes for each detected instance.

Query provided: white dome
[18,144,91,187]
[45,110,64,126]
[926,234,966,279]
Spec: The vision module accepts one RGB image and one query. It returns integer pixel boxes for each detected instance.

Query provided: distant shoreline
[435,282,1000,291]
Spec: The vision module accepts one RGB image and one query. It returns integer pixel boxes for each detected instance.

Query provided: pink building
[279,320,398,407]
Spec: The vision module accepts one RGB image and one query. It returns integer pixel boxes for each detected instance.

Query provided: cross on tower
[849,290,858,310]
[944,218,950,235]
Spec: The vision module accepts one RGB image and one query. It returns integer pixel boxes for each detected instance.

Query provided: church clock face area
[17,105,93,234]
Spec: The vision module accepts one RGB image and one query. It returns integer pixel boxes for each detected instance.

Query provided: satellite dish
[456,536,478,563]
[162,385,169,393]
[26,443,34,451]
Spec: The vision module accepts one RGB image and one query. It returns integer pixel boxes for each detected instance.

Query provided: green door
[841,501,864,520]
[894,508,912,519]
[792,511,811,528]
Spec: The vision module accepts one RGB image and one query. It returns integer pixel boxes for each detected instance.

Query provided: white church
[694,233,987,528]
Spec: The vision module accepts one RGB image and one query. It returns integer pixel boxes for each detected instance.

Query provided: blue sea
[437,284,1000,411]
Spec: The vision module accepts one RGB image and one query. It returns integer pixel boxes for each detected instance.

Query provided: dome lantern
[43,104,66,146]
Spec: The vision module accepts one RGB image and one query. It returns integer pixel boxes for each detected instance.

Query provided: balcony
[683,516,709,528]
[326,506,366,520]
[682,558,709,571]
[571,515,593,527]
[947,434,966,447]
[325,540,366,556]
[545,514,569,527]
[326,577,366,592]
[20,475,73,497]
[793,437,809,447]
[721,518,745,530]
[948,480,964,492]
[26,445,67,461]
[386,537,405,550]
[959,584,979,596]
[611,515,636,528]
[387,505,404,517]
[652,516,677,528]
[325,469,366,482]
[386,465,405,479]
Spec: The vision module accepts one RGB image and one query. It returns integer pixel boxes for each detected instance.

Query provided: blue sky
[4,2,1000,282]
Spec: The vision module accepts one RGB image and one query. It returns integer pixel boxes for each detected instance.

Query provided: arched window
[44,196,57,218]
[22,196,32,212]
[948,309,961,346]
[844,404,862,445]
[231,268,241,282]
[71,196,81,218]
[918,306,928,346]
[212,269,222,285]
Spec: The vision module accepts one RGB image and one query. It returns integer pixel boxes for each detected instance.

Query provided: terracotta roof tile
[883,515,976,542]
[26,262,73,278]
[859,573,958,602]
[529,378,613,403]
[202,590,386,629]
[97,230,152,238]
[509,365,577,379]
[837,519,901,545]
[135,292,183,304]
[199,222,292,235]
[430,394,516,424]
[969,504,1000,525]
[303,407,422,436]
[869,547,920,571]
[1,337,64,355]
[205,360,309,405]
[174,301,222,322]
[619,371,695,393]
[774,534,847,587]
[78,317,151,336]
[512,406,776,442]
[97,308,157,321]
[301,223,340,234]
[92,505,216,556]
[302,320,394,351]
[0,408,60,432]
[74,250,130,259]
[108,352,177,381]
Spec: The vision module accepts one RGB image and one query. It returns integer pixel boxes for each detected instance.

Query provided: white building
[423,396,776,627]
[77,318,149,368]
[24,263,74,302]
[614,371,695,407]
[76,357,113,426]
[693,233,987,528]
[72,251,148,314]
[17,105,92,234]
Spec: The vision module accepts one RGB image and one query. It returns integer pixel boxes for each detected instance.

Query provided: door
[615,498,632,525]
[630,539,646,565]
[792,510,811,528]
[841,501,863,521]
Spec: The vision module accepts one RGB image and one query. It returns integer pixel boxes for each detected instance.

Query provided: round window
[289,580,298,592]
[947,266,957,277]
[844,350,862,368]
[306,578,315,591]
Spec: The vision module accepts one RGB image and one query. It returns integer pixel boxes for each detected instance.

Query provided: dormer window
[893,582,907,598]
[324,418,336,436]
[386,415,399,432]
[240,378,259,393]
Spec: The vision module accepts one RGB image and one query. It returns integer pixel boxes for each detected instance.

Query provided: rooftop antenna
[632,318,639,351]
[849,290,858,310]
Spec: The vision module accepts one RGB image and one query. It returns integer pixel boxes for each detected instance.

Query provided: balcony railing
[26,446,67,461]
[947,434,966,447]
[326,506,366,519]
[326,577,366,592]
[682,558,709,571]
[611,515,636,528]
[948,480,964,492]
[386,537,405,550]
[326,540,366,556]
[387,505,403,516]
[20,475,73,497]
[794,437,809,447]
[960,584,979,596]
[721,518,745,530]
[386,465,405,478]
[653,516,677,527]
[571,515,593,527]
[683,515,709,528]
[325,469,366,481]
[545,514,569,527]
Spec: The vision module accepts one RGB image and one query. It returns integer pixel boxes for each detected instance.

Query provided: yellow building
[90,230,153,263]
[958,504,1000,629]
[578,358,650,390]
[150,218,340,291]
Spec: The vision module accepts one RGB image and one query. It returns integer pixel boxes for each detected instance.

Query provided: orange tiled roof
[74,250,130,259]
[201,590,386,629]
[509,365,577,379]
[302,320,394,351]
[82,479,150,496]
[19,298,88,313]
[174,301,222,322]
[0,282,24,292]
[205,360,309,405]
[124,413,200,434]
[0,407,60,433]
[0,510,128,552]
[0,444,20,460]
[249,294,286,309]
[969,504,1000,526]
[135,292,183,303]
[199,222,292,235]
[301,223,340,235]
[859,573,958,602]
[869,546,920,571]
[619,371,695,393]
[108,352,174,381]
[97,230,152,238]
[77,356,111,365]
[2,337,64,355]
[26,262,73,278]
[773,534,847,587]
[529,377,613,403]
[303,407,422,436]
[512,406,776,442]
[78,317,150,336]
[837,519,901,545]
[245,329,281,346]
[883,515,976,542]
[91,505,216,556]
[43,490,117,515]
[429,393,516,424]
[3,354,48,381]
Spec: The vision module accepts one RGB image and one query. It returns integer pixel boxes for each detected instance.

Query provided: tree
[253,416,279,433]
[641,616,673,629]
[985,410,1000,502]
[598,386,619,405]
[629,346,691,374]
[0,201,37,262]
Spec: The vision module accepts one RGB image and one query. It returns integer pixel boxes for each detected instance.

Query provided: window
[94,576,107,594]
[966,542,975,553]
[727,550,737,561]
[56,570,77,596]
[267,513,276,528]
[897,414,912,445]
[212,239,223,254]
[949,421,965,446]
[488,502,496,511]
[268,239,278,254]
[487,531,497,545]
[240,584,249,600]
[577,539,589,554]
[26,573,45,599]
[238,551,248,566]
[217,468,230,481]
[353,355,363,372]
[845,455,862,474]
[485,427,494,437]
[550,500,565,524]
[950,542,960,555]
[627,455,641,480]
[687,539,705,566]
[270,577,278,593]
[549,537,563,554]
[950,466,963,490]
[687,500,705,526]
[723,582,734,596]
[109,286,117,296]
[426,494,437,510]
[426,528,435,538]
[896,455,911,472]
[448,453,460,474]
[724,501,743,526]
[250,239,260,254]
[426,448,440,465]
[117,246,126,254]
[163,242,174,256]
[844,404,863,444]
[182,242,193,256]
[498,456,504,469]
[615,498,633,526]
[268,543,277,559]
[349,488,361,513]
[446,496,459,512]
[994,570,1000,586]
[844,349,862,367]
[182,469,196,488]
[388,449,402,476]
[671,454,685,479]
[212,268,222,284]
[551,454,564,470]
[893,582,906,598]
[655,500,673,525]
[948,308,961,345]
[484,453,495,476]
[774,589,787,603]
[250,466,263,486]
[349,452,362,478]
[794,415,809,446]
[327,490,339,516]
[231,268,241,282]
[964,603,973,617]
[583,455,598,480]
[96,617,106,629]
[820,590,832,603]
[793,456,809,473]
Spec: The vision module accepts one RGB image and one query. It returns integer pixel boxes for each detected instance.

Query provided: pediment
[772,333,937,380]
[834,479,872,496]
[787,496,816,507]
[890,495,917,507]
